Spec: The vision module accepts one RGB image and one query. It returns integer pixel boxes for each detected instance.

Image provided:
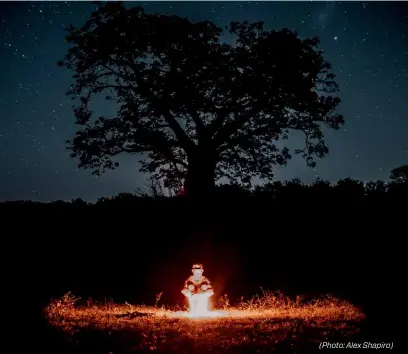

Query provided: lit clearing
[46,291,365,352]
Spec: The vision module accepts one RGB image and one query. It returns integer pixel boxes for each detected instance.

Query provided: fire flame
[186,293,220,318]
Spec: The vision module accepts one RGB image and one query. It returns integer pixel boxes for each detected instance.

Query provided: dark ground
[4,187,404,353]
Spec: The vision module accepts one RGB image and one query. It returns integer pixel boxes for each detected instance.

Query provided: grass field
[45,290,365,353]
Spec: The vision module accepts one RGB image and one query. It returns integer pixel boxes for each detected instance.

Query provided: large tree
[59,2,344,199]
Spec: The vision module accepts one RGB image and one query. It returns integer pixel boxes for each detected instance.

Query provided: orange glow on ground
[45,291,366,352]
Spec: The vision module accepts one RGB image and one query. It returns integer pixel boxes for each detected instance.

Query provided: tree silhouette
[59,2,344,199]
[390,165,408,184]
[388,164,408,198]
[335,178,365,195]
[365,180,387,197]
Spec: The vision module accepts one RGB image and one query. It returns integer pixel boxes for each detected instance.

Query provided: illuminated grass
[45,290,365,352]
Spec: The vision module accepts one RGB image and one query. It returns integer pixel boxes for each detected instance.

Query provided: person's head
[192,264,204,277]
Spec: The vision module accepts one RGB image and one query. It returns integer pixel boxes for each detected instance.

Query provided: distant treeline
[2,176,406,239]
[2,177,407,210]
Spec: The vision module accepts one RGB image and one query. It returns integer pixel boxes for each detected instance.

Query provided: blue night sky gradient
[0,1,407,202]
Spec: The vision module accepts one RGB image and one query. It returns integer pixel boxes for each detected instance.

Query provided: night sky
[1,1,407,202]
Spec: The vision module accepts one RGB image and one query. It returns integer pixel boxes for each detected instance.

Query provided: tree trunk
[184,155,216,200]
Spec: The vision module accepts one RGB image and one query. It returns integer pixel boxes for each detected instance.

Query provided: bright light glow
[186,293,219,318]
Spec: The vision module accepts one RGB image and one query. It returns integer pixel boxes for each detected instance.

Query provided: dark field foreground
[44,291,371,353]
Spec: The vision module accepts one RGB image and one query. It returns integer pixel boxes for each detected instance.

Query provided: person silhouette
[181,264,214,311]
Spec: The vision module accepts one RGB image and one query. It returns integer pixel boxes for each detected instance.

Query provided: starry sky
[1,1,407,202]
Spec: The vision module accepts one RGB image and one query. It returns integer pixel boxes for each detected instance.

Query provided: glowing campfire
[185,292,224,318]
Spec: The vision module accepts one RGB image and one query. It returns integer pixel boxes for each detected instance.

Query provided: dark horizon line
[0,175,402,204]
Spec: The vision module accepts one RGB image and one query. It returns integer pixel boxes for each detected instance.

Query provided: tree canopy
[59,2,344,198]
[390,164,408,184]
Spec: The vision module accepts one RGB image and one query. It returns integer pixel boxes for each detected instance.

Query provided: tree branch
[188,111,207,141]
[161,112,196,156]
[211,109,255,149]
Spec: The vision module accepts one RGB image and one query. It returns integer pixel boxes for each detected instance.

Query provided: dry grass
[45,290,365,353]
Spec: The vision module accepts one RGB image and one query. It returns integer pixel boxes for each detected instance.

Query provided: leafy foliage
[390,164,408,183]
[59,2,344,193]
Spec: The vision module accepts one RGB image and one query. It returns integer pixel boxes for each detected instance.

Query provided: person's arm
[181,278,193,297]
[201,278,214,297]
